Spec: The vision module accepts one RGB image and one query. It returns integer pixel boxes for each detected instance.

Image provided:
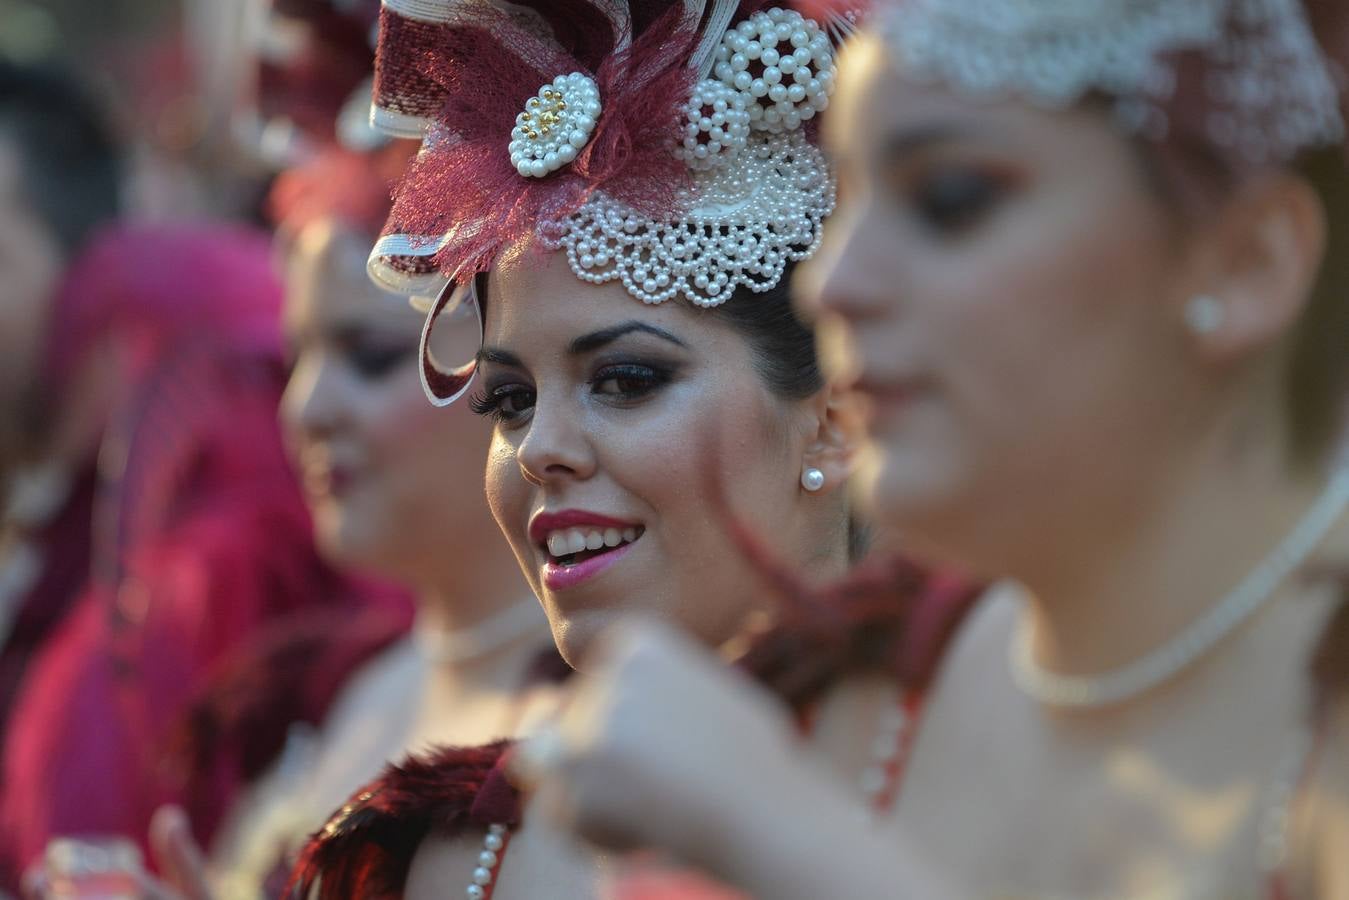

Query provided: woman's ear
[801,381,862,495]
[1183,172,1325,363]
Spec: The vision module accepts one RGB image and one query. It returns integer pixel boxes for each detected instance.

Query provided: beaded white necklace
[1011,468,1349,709]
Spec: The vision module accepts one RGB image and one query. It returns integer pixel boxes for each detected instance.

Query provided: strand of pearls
[464,824,509,900]
[1011,468,1349,709]
[858,692,914,814]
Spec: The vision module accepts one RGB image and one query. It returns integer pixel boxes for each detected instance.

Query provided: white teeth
[543,525,643,560]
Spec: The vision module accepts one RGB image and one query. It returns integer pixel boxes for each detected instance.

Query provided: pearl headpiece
[880,0,1344,165]
[365,0,853,402]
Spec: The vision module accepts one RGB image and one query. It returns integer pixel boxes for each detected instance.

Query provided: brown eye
[469,385,536,423]
[590,364,672,401]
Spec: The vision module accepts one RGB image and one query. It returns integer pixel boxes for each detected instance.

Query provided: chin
[544,607,620,669]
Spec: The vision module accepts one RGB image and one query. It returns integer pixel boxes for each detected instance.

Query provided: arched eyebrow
[567,322,688,355]
[478,346,524,367]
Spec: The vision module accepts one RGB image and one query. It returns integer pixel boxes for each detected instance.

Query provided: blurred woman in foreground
[513,2,1349,897]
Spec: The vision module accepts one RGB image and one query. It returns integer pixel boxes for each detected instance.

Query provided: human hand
[510,619,963,900]
[511,617,803,875]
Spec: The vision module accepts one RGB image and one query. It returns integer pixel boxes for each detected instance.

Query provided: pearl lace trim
[541,129,835,307]
[881,0,1344,164]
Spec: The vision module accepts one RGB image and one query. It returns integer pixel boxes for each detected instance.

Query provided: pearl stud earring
[801,467,825,492]
[1185,294,1226,336]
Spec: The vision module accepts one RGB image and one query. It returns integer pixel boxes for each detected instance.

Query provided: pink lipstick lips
[529,509,644,591]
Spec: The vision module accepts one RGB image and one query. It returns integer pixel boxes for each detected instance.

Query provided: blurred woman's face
[478,238,831,664]
[281,221,492,579]
[800,34,1207,568]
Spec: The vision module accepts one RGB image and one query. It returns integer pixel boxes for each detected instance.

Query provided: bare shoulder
[405,804,604,900]
[404,832,493,900]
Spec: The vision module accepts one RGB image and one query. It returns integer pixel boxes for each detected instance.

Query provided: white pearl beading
[1011,467,1349,709]
[713,7,834,135]
[543,129,835,307]
[673,79,752,172]
[464,824,508,900]
[881,0,1344,164]
[509,73,602,178]
[859,697,910,814]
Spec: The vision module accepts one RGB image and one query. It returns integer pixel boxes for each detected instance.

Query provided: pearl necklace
[1012,468,1349,709]
[858,692,915,814]
[464,824,509,900]
[413,600,544,665]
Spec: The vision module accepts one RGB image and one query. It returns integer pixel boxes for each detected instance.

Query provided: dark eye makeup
[469,355,680,426]
[908,165,1010,235]
[346,341,414,379]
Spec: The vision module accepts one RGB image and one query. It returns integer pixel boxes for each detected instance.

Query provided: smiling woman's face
[477,237,842,663]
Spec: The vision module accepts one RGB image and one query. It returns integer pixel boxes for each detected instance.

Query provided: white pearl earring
[801,467,825,492]
[1184,294,1226,336]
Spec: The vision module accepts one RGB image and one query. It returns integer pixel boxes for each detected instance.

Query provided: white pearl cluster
[673,79,751,171]
[464,824,508,900]
[713,8,834,134]
[543,129,835,307]
[881,0,1344,164]
[509,73,601,178]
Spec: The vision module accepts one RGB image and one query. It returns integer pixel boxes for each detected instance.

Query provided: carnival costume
[282,2,995,897]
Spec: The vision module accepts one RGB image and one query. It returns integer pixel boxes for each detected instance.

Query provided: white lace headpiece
[366,0,855,403]
[880,0,1345,165]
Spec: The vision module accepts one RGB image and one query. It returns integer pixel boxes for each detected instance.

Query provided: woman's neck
[411,537,538,638]
[1015,437,1338,682]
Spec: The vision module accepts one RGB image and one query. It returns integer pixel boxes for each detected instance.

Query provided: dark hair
[0,60,122,253]
[712,269,871,558]
[708,266,825,401]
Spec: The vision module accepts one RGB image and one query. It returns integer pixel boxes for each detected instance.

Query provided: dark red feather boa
[285,553,981,899]
[289,742,518,899]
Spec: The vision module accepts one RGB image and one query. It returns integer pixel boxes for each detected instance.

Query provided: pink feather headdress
[365,0,856,403]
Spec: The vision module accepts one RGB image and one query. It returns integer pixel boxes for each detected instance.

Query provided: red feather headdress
[365,0,857,403]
